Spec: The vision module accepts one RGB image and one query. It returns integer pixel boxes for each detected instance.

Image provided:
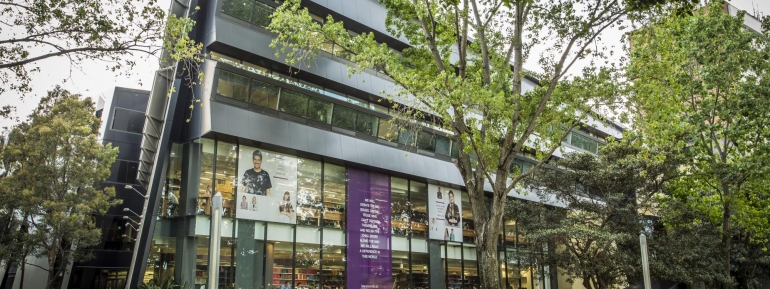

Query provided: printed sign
[236,146,297,224]
[428,184,462,241]
[347,168,392,289]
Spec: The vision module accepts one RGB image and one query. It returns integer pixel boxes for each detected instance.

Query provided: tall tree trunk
[471,186,504,289]
[722,198,731,289]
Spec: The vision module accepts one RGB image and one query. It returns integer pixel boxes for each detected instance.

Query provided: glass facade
[141,138,543,289]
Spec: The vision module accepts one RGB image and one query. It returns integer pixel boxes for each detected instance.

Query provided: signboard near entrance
[347,168,392,289]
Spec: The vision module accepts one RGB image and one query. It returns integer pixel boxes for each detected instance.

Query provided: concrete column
[428,240,444,289]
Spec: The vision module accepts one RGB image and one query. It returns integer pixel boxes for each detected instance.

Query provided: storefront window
[505,219,517,247]
[297,159,323,226]
[321,245,346,289]
[194,139,215,217]
[142,236,176,284]
[167,144,183,215]
[392,251,409,289]
[411,253,430,289]
[270,241,294,288]
[464,245,480,288]
[295,243,321,288]
[322,164,346,229]
[461,192,475,243]
[391,177,409,236]
[410,181,428,238]
[446,257,463,289]
[216,141,238,217]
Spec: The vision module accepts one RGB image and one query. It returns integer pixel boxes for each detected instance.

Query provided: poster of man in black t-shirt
[241,150,272,196]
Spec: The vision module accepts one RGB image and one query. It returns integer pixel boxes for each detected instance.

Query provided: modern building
[65,1,619,289]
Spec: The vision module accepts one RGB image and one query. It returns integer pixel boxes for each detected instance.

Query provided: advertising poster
[236,146,297,224]
[428,184,462,241]
[347,168,392,289]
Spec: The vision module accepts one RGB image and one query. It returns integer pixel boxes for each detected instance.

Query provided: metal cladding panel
[305,126,327,155]
[411,153,427,175]
[434,159,450,182]
[422,158,439,181]
[322,131,344,159]
[353,139,373,166]
[287,122,310,152]
[338,134,358,162]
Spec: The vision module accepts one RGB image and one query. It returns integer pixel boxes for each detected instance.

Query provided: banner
[236,146,297,224]
[347,168,392,289]
[428,184,462,241]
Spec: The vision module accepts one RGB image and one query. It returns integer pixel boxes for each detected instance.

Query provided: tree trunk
[470,186,505,289]
[722,199,731,289]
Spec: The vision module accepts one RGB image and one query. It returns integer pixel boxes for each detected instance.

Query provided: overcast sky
[0,0,767,130]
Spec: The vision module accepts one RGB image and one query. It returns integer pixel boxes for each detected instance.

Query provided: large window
[410,181,428,238]
[113,160,139,184]
[196,139,215,217]
[221,0,275,27]
[216,141,238,217]
[111,108,145,134]
[391,177,410,236]
[567,131,602,154]
[322,164,346,229]
[297,159,323,226]
[249,79,280,109]
[217,70,250,102]
[461,192,475,243]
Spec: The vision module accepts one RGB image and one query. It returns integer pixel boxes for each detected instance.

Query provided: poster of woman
[236,146,298,224]
[428,184,462,240]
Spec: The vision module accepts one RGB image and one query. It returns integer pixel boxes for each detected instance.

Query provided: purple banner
[347,168,392,289]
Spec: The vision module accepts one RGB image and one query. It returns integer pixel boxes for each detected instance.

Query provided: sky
[0,0,767,130]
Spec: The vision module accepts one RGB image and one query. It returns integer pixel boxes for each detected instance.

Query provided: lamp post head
[123,208,130,212]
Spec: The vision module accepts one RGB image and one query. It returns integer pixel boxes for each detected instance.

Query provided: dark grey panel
[338,134,358,162]
[305,126,327,155]
[287,122,310,152]
[261,114,290,144]
[322,131,343,159]
[211,102,228,133]
[354,139,373,166]
[227,105,250,136]
[115,93,133,109]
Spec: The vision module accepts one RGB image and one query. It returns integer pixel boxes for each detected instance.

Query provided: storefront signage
[428,184,463,241]
[236,146,297,224]
[347,168,392,289]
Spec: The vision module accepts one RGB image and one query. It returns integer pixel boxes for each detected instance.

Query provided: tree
[628,1,770,287]
[0,87,119,289]
[265,0,663,287]
[508,139,683,289]
[0,0,166,96]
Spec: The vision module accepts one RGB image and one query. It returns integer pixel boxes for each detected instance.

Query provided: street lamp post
[640,234,652,289]
[124,185,148,289]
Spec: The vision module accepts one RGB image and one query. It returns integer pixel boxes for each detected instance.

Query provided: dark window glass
[450,140,460,158]
[278,89,309,117]
[217,71,249,102]
[511,159,534,175]
[221,0,254,22]
[415,131,435,151]
[117,161,128,183]
[570,132,599,154]
[331,105,357,131]
[397,128,416,146]
[307,98,332,123]
[112,108,130,131]
[128,111,145,133]
[249,79,280,109]
[250,1,274,27]
[126,161,139,184]
[354,112,378,136]
[435,134,451,156]
[377,118,398,141]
